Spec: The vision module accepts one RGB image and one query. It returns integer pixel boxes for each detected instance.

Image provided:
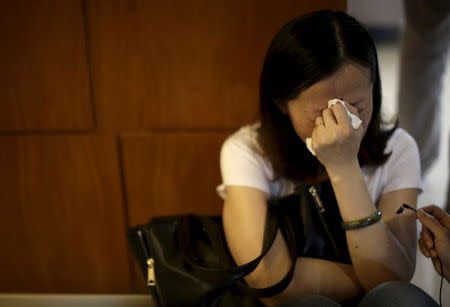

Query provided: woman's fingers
[322,108,337,128]
[315,116,324,127]
[330,102,353,129]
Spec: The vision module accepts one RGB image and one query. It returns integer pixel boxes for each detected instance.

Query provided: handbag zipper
[147,258,156,286]
[137,229,156,286]
[308,186,325,213]
[308,186,341,258]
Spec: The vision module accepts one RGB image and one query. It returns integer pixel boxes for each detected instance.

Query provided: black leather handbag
[128,180,351,307]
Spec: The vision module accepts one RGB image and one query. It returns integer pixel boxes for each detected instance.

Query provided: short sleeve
[382,129,424,195]
[216,136,271,199]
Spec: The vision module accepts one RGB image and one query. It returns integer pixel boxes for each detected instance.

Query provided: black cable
[438,257,443,307]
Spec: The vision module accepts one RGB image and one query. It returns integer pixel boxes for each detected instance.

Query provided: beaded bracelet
[341,210,382,230]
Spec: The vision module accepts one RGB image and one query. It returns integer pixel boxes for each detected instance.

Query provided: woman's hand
[311,102,364,172]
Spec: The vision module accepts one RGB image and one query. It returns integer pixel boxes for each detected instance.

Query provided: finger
[322,108,337,128]
[312,118,326,138]
[330,102,353,128]
[315,116,324,127]
[418,239,431,258]
[421,205,450,225]
[311,125,321,152]
[419,228,434,250]
[417,209,446,235]
[429,248,438,258]
[421,227,435,249]
[421,205,447,219]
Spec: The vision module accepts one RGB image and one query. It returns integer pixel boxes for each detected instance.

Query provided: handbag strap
[177,209,278,280]
[178,202,297,298]
[231,203,297,298]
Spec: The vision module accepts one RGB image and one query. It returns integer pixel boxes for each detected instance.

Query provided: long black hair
[257,10,396,182]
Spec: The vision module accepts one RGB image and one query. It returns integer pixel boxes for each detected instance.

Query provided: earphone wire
[438,257,443,307]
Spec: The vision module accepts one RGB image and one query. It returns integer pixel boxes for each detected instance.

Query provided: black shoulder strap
[178,202,297,298]
[232,203,297,297]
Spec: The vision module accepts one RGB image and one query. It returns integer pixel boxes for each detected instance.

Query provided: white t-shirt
[217,123,423,205]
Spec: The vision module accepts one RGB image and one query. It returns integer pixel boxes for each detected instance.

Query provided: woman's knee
[358,280,439,307]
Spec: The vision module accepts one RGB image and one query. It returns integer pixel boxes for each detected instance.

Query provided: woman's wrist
[325,159,360,182]
[325,158,375,220]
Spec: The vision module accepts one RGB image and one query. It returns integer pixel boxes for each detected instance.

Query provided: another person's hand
[416,205,450,282]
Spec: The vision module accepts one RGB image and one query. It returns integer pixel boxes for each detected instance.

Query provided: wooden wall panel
[0,0,93,131]
[121,132,230,292]
[0,136,131,293]
[121,132,229,226]
[87,0,346,130]
[0,0,347,294]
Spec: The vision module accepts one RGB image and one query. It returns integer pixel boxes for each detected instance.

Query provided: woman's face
[285,63,374,142]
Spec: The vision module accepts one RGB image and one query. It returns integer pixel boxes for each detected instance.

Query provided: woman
[217,10,436,306]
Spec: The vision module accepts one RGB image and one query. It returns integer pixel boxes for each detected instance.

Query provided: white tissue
[328,99,362,129]
[306,99,362,156]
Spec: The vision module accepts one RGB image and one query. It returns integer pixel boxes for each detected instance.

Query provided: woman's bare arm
[223,185,363,306]
[327,163,418,291]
